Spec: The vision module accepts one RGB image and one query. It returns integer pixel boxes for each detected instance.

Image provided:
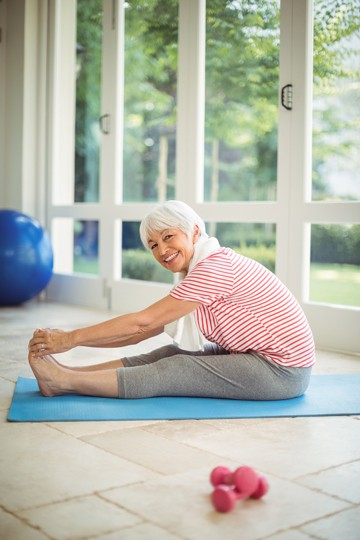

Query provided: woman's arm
[89,325,164,348]
[28,295,200,357]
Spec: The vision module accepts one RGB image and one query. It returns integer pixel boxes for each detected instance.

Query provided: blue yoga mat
[7,375,360,422]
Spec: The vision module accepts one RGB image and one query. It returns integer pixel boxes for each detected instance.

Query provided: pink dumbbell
[210,465,258,492]
[210,466,269,513]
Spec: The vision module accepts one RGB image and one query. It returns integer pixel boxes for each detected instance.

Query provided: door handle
[281,84,293,111]
[99,114,111,134]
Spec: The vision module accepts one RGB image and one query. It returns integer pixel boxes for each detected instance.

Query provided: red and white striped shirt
[170,248,315,368]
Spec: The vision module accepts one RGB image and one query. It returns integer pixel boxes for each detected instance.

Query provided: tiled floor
[1,301,359,540]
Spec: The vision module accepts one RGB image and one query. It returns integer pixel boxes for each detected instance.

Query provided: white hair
[139,200,208,249]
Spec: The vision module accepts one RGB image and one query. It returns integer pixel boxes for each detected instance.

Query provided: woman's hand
[28,328,74,357]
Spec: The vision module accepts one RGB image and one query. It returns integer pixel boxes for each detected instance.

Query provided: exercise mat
[7,375,360,422]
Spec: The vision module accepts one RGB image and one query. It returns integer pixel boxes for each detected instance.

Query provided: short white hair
[139,200,208,249]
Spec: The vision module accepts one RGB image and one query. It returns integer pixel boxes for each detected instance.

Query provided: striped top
[170,248,315,368]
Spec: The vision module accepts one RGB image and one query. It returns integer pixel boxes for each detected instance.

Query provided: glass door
[277,0,360,353]
[47,0,178,311]
[305,0,360,351]
[46,0,118,308]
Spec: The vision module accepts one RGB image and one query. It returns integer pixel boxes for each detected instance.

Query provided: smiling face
[148,226,200,274]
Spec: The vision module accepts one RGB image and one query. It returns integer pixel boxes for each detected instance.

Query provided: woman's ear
[192,224,201,243]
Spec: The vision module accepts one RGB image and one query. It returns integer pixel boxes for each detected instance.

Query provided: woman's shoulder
[193,247,239,276]
[207,247,244,264]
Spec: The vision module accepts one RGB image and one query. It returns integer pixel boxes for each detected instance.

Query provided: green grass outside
[310,263,360,307]
[74,257,99,275]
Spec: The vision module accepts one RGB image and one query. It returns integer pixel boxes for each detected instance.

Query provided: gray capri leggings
[117,344,312,400]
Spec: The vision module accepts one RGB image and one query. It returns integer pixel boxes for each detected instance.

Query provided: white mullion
[45,1,106,308]
[100,0,124,210]
[51,0,76,207]
[0,0,5,204]
[45,0,57,228]
[275,0,293,286]
[35,0,49,226]
[47,204,102,220]
[303,202,360,224]
[176,0,205,205]
[192,202,279,224]
[98,0,126,294]
[287,0,313,302]
[46,0,58,276]
[98,0,121,285]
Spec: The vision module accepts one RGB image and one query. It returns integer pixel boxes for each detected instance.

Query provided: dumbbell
[210,466,269,513]
[210,465,259,491]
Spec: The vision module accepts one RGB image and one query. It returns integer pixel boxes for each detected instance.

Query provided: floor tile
[101,469,349,540]
[300,507,360,540]
[82,428,222,475]
[142,418,276,442]
[0,377,15,410]
[314,349,360,374]
[141,419,223,441]
[266,531,313,540]
[298,460,360,504]
[171,417,360,479]
[0,409,8,422]
[50,420,165,439]
[94,522,182,540]
[0,422,158,512]
[0,301,110,333]
[0,507,49,540]
[19,494,141,540]
[0,360,33,383]
[0,332,30,353]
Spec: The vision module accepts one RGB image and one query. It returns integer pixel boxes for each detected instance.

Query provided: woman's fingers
[28,336,47,356]
[28,329,65,356]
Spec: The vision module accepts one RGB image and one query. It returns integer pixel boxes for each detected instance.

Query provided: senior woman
[28,200,315,400]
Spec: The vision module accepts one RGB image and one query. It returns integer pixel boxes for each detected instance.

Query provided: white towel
[165,236,221,351]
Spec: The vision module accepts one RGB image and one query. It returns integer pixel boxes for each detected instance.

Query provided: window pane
[312,2,360,201]
[121,222,173,283]
[204,0,280,202]
[74,220,99,274]
[75,0,103,203]
[310,224,360,307]
[52,218,99,275]
[209,222,276,273]
[122,1,178,202]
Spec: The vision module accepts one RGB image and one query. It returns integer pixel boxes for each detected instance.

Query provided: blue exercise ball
[0,209,54,305]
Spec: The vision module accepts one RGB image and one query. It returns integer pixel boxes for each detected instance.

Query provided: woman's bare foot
[28,352,120,398]
[28,353,74,397]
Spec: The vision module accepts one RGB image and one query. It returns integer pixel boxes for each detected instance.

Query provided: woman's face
[148,226,199,273]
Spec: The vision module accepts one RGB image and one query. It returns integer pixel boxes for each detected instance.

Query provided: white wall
[0,0,46,222]
[0,0,6,204]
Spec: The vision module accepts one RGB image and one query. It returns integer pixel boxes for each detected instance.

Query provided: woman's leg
[29,354,119,397]
[67,358,125,372]
[47,344,183,373]
[118,349,312,400]
[28,345,312,400]
[27,344,183,396]
[27,344,184,395]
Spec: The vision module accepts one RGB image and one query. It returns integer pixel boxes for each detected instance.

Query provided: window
[312,1,360,202]
[122,0,178,202]
[45,0,360,352]
[205,0,280,202]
